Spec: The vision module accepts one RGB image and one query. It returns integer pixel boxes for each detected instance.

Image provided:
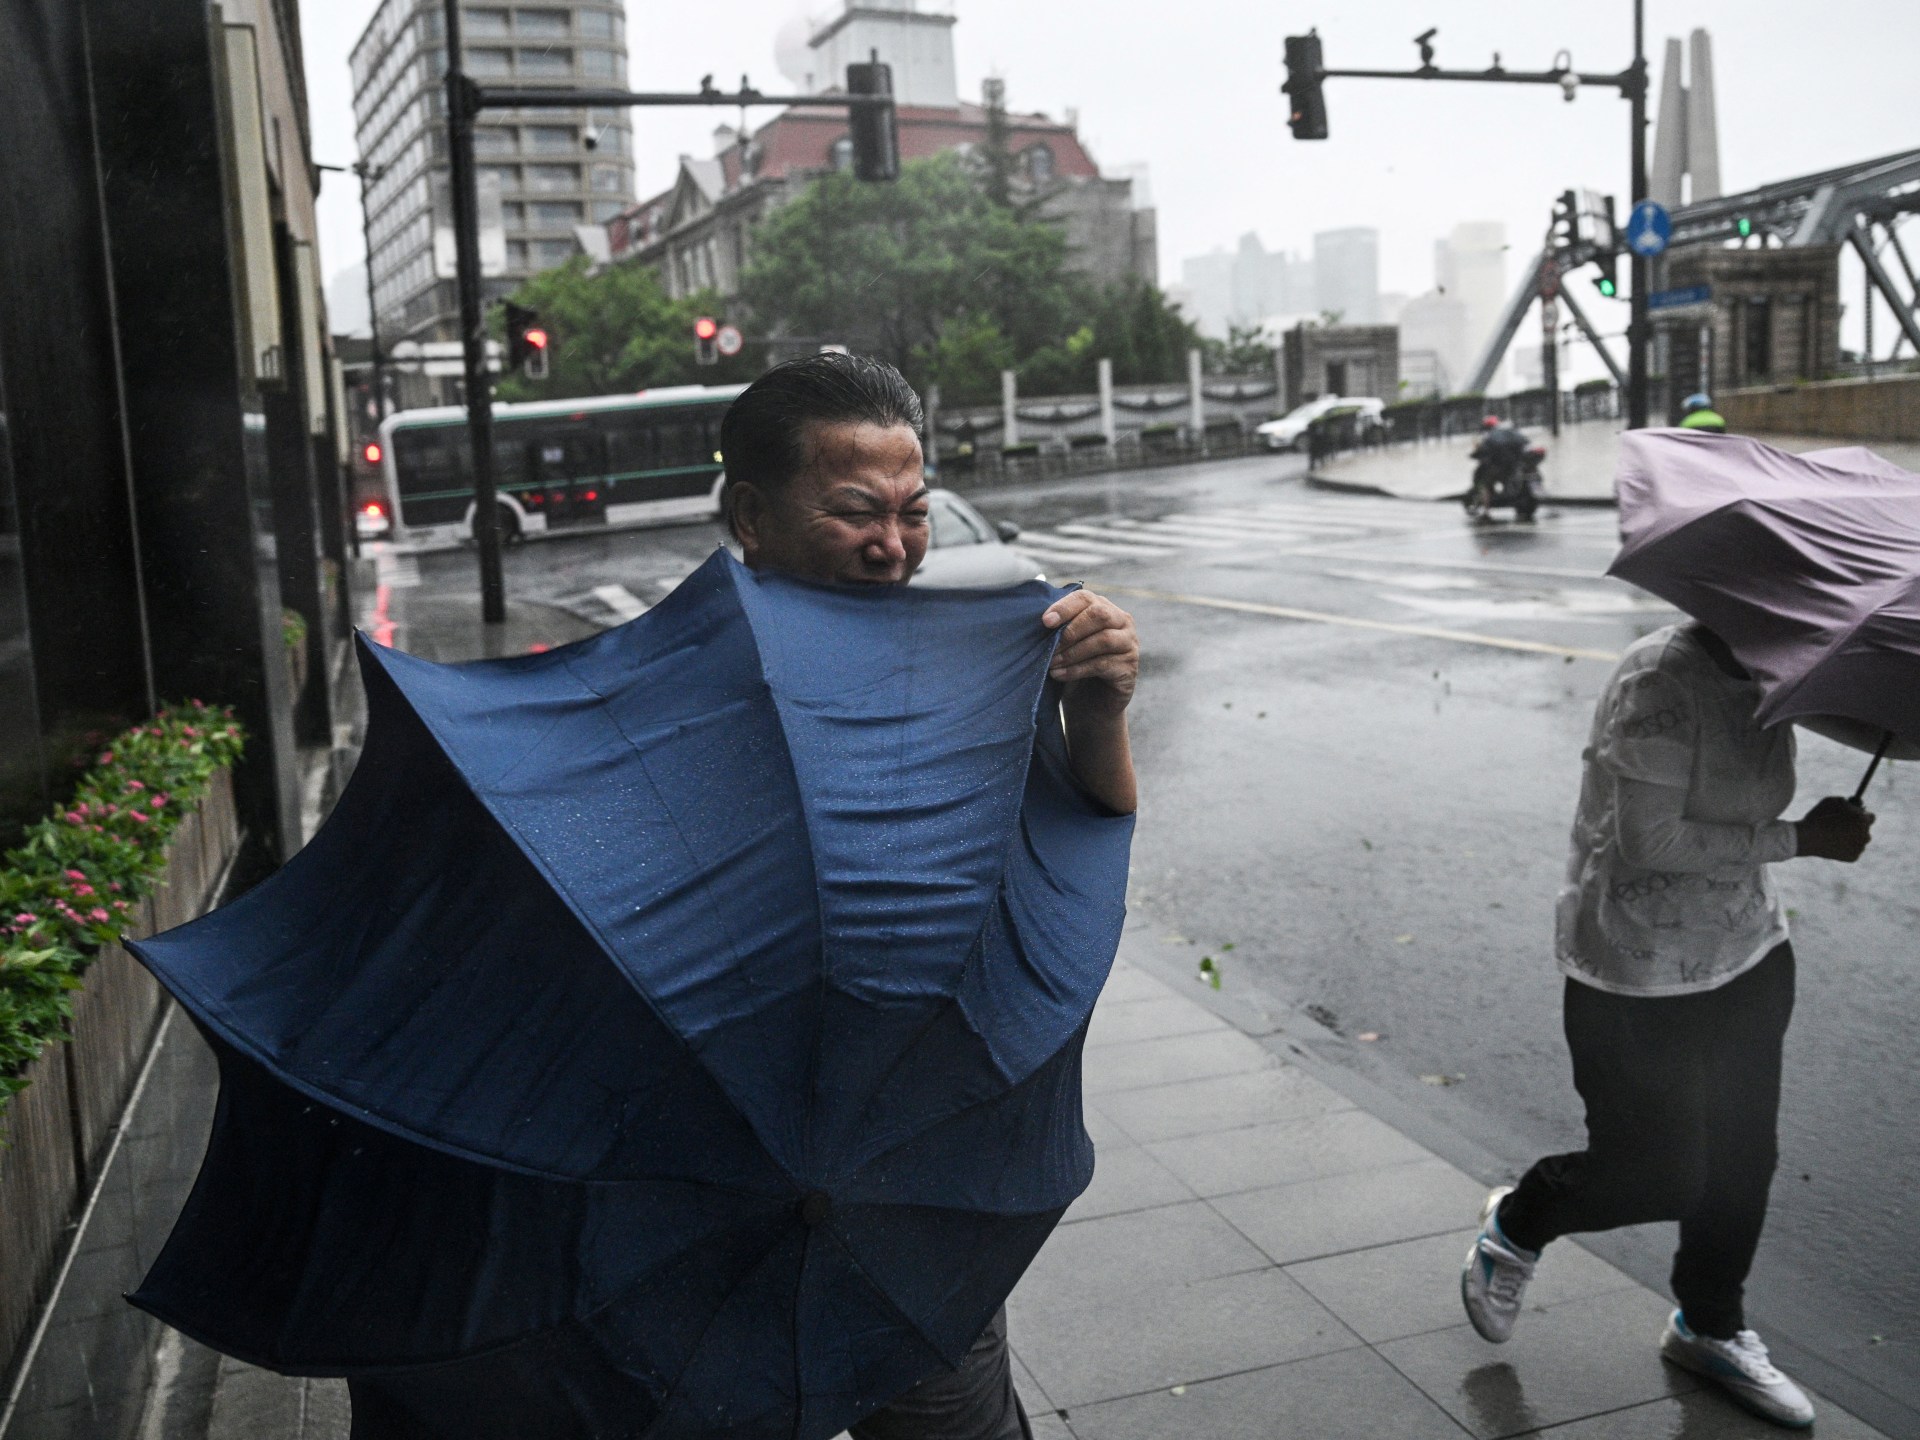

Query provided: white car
[1256,395,1385,451]
[910,490,1044,589]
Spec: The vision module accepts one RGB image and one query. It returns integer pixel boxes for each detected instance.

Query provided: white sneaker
[1660,1311,1815,1429]
[1460,1185,1538,1343]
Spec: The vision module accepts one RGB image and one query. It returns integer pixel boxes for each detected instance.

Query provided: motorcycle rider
[1678,393,1729,433]
[1468,416,1537,520]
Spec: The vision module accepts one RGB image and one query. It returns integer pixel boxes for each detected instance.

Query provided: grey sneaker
[1660,1311,1814,1429]
[1460,1185,1537,1343]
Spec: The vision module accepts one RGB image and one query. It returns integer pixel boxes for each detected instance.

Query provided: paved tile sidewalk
[1002,938,1890,1440]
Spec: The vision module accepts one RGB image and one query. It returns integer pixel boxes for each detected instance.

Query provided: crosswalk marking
[590,584,650,621]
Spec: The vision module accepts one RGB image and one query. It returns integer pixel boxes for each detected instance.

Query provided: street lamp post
[353,159,391,427]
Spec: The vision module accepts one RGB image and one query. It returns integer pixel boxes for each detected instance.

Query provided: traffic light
[505,302,550,379]
[1552,189,1582,251]
[362,439,383,466]
[1591,195,1620,297]
[1282,33,1329,140]
[694,315,720,366]
[846,56,899,182]
[1736,215,1753,238]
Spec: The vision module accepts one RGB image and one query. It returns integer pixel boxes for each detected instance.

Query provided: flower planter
[0,767,238,1397]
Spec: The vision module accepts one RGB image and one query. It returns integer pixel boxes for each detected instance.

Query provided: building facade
[1180,233,1315,339]
[1653,243,1841,415]
[1312,228,1380,326]
[1282,323,1400,410]
[350,0,637,356]
[609,0,1156,305]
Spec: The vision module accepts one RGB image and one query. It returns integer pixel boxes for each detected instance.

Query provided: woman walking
[1460,619,1874,1429]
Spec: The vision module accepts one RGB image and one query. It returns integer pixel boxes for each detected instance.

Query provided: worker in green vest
[1678,393,1728,433]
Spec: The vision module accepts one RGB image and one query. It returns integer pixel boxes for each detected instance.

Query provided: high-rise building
[1434,221,1506,390]
[350,1,637,356]
[1178,233,1314,338]
[1313,227,1379,325]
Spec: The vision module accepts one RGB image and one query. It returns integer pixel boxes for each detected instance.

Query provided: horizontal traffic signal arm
[1312,60,1639,89]
[454,78,897,117]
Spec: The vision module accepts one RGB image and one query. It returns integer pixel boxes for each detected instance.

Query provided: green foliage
[489,257,758,401]
[0,702,244,1114]
[280,607,308,653]
[739,155,1198,406]
[1202,323,1277,377]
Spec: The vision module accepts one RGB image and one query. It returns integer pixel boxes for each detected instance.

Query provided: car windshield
[929,493,990,548]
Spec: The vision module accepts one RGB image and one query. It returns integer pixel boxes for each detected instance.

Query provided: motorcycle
[1464,441,1546,522]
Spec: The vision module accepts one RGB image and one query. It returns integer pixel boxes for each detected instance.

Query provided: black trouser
[1499,943,1795,1340]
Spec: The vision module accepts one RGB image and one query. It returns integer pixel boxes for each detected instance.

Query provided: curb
[1305,472,1617,507]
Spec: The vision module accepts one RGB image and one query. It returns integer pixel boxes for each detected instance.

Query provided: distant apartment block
[350,0,637,349]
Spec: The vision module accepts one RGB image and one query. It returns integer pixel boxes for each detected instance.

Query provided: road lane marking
[591,584,649,620]
[1101,584,1623,661]
[1024,529,1181,558]
[1295,550,1614,580]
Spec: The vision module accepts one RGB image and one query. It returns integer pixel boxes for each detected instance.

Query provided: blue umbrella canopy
[127,550,1133,1438]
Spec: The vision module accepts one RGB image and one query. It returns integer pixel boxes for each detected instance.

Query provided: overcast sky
[306,0,1920,329]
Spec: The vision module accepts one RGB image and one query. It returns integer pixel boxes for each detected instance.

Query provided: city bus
[365,385,746,549]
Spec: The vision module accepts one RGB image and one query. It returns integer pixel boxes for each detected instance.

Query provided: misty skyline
[302,0,1920,339]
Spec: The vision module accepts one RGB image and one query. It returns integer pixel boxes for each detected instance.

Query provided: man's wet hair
[720,351,924,537]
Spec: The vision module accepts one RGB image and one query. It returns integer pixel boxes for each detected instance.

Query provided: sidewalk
[1309,423,1920,506]
[1003,929,1891,1438]
[180,920,1890,1439]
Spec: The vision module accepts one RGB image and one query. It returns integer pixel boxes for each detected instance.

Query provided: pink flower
[11,913,36,926]
[64,869,86,881]
[128,811,150,824]
[126,780,145,791]
[64,812,85,825]
[182,726,200,737]
[108,882,122,893]
[98,752,114,765]
[89,908,110,923]
[73,884,95,897]
[149,795,168,808]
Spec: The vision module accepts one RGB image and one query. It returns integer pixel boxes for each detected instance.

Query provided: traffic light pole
[440,29,896,623]
[1292,1,1651,427]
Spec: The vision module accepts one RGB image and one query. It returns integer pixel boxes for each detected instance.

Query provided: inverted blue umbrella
[127,550,1134,1439]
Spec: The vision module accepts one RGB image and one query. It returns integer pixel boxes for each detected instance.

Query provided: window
[577,9,614,38]
[606,421,655,474]
[500,201,525,229]
[472,126,516,154]
[656,418,710,469]
[525,163,579,192]
[929,494,989,548]
[533,238,576,268]
[524,125,576,152]
[532,201,581,227]
[580,47,620,79]
[1742,297,1773,380]
[592,199,626,223]
[830,136,854,171]
[515,8,570,36]
[517,47,573,76]
[1023,144,1056,182]
[591,164,627,193]
[506,240,530,269]
[466,47,512,76]
[463,8,510,36]
[478,163,520,189]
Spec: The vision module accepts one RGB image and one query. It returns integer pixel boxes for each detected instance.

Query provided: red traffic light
[694,316,719,341]
[362,440,383,465]
[525,327,549,351]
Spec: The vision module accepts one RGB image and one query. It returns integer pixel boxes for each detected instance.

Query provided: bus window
[392,428,463,496]
[493,434,528,489]
[657,416,707,470]
[605,420,655,476]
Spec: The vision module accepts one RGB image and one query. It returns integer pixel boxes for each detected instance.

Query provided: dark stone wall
[84,0,304,869]
[0,0,155,827]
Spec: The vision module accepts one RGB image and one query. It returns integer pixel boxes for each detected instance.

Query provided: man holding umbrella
[1460,429,1909,1430]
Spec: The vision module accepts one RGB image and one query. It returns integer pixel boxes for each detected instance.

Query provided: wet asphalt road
[393,451,1920,1432]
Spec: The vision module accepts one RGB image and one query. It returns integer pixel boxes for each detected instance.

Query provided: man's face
[735,420,929,586]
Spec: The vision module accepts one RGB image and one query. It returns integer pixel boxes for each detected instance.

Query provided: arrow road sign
[1626,200,1671,258]
[715,324,745,358]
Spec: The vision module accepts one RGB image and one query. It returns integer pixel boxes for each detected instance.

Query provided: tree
[739,154,1199,405]
[487,257,756,401]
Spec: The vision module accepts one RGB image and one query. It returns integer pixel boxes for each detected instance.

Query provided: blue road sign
[1648,284,1711,311]
[1626,200,1671,257]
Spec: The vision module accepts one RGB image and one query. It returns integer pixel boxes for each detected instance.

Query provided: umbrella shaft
[1852,731,1894,804]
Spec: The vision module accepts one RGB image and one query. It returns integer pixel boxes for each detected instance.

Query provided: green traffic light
[1596,277,1617,297]
[1736,216,1752,237]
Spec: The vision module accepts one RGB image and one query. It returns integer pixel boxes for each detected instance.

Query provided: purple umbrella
[1608,429,1920,799]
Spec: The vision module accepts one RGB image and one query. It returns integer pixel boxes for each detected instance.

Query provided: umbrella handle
[1851,730,1894,805]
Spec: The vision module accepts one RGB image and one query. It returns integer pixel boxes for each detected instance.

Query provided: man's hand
[1041,590,1139,814]
[1795,796,1875,862]
[1042,590,1139,706]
